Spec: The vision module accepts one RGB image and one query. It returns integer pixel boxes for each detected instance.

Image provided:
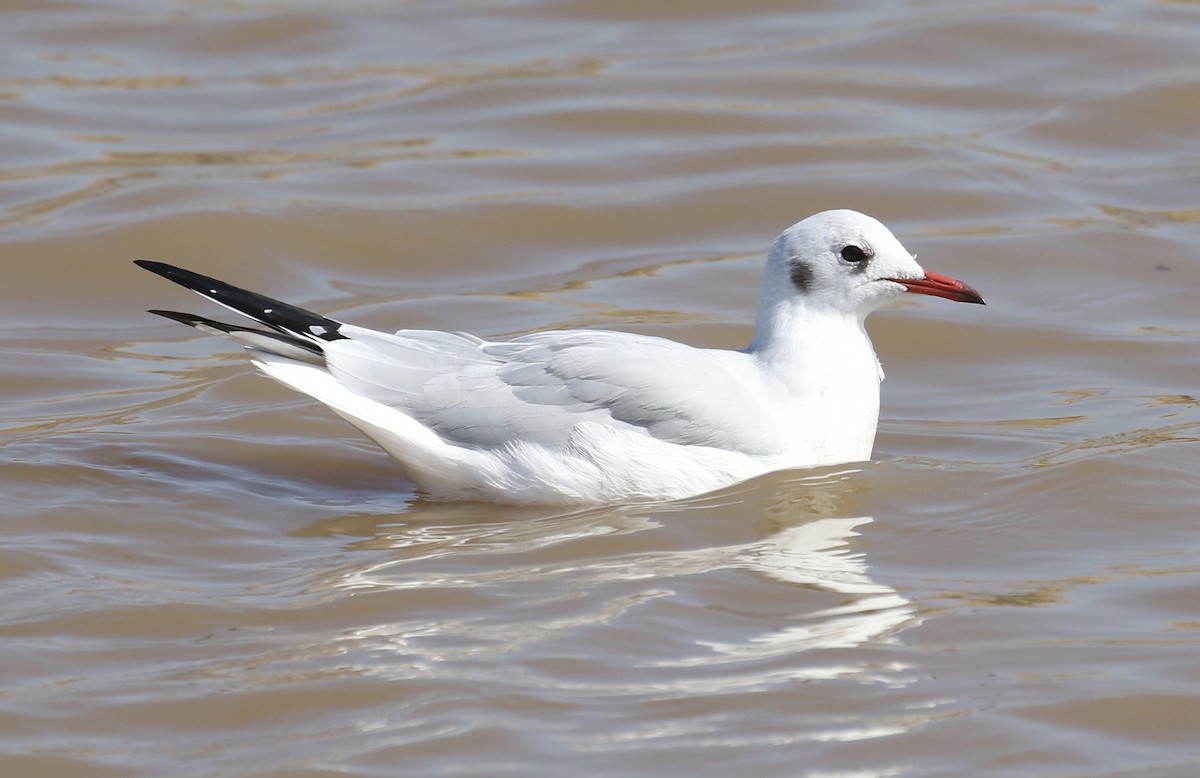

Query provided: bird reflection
[309,466,920,688]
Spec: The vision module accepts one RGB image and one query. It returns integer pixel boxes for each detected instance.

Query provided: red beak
[889,270,985,305]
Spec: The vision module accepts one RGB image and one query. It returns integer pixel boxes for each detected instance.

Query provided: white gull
[137,209,983,504]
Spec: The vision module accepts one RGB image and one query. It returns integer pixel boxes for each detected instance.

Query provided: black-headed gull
[137,209,983,504]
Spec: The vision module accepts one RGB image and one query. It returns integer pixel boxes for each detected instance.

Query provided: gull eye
[841,245,869,264]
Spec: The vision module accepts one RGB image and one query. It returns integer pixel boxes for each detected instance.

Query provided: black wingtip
[135,260,196,285]
[135,260,230,296]
[146,308,326,358]
[136,259,348,344]
[148,308,204,327]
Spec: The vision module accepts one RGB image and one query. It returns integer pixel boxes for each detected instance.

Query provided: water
[3,1,1200,776]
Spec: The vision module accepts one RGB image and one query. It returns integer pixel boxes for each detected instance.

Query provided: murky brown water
[3,1,1200,775]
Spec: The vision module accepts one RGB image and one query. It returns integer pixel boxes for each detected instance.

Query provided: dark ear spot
[790,259,813,293]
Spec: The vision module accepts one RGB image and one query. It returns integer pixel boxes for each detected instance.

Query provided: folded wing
[137,260,784,457]
[323,327,781,454]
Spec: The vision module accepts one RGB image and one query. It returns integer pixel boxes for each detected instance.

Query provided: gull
[136,209,983,504]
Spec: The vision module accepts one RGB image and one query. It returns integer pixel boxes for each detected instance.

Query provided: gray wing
[321,326,781,453]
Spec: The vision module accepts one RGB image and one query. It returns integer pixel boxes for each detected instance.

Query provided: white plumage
[138,209,983,504]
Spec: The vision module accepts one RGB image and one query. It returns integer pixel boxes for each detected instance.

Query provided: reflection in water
[314,469,920,704]
[697,517,918,660]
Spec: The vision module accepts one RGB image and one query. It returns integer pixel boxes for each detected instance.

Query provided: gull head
[758,209,984,319]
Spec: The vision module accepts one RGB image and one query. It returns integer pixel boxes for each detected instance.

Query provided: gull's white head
[758,209,984,319]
